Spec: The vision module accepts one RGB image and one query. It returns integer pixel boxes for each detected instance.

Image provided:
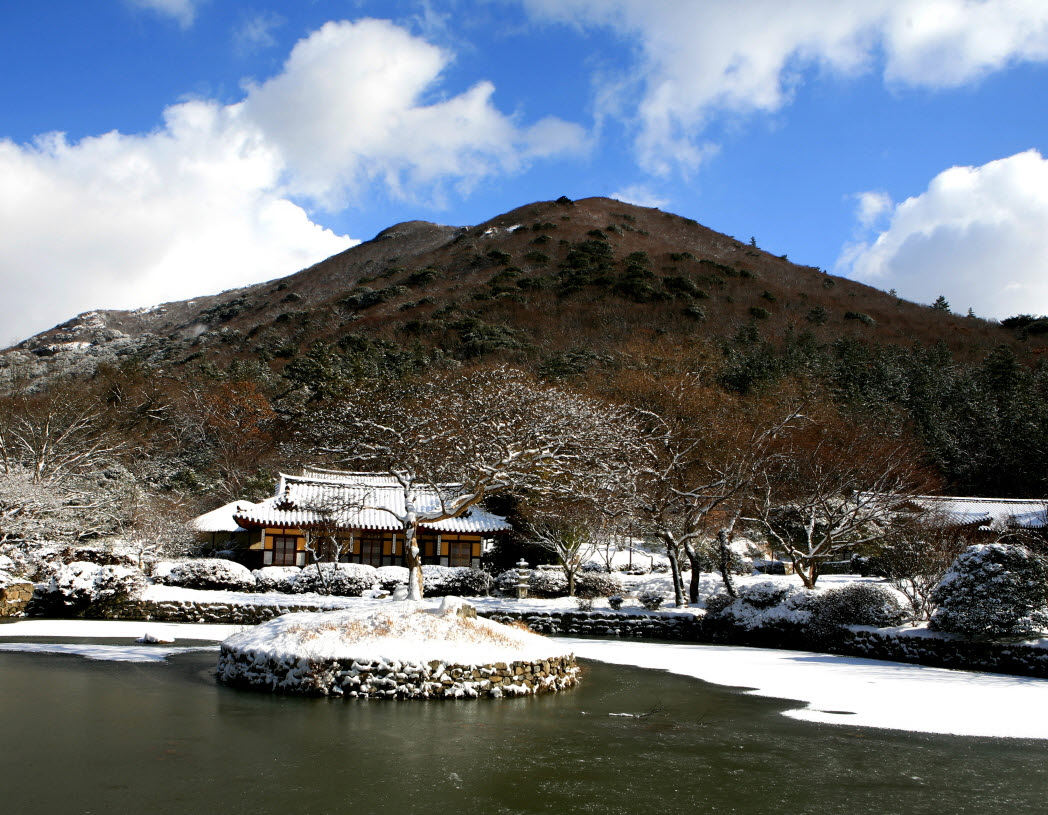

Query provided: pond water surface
[0,646,1045,814]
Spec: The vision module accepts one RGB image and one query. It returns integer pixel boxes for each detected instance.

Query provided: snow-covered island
[216,598,580,699]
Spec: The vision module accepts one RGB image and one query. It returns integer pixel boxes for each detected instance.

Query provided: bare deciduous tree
[122,491,199,570]
[519,496,621,596]
[298,366,636,600]
[747,415,933,588]
[874,512,973,620]
[623,373,806,605]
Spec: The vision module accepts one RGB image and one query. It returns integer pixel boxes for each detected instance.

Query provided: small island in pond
[217,598,579,699]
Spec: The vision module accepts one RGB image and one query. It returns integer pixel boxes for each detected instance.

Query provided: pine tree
[932,295,951,312]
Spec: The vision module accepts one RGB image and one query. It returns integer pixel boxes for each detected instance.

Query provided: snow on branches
[296,366,637,599]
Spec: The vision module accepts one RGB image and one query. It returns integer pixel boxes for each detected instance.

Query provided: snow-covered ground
[223,601,572,665]
[4,616,1048,739]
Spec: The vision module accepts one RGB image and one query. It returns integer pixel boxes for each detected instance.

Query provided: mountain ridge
[2,195,1041,389]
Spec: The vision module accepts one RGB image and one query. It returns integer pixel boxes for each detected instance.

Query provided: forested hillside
[2,195,1047,535]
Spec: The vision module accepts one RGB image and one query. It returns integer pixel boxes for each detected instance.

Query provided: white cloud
[0,18,585,344]
[234,11,284,54]
[0,101,353,346]
[521,0,1048,175]
[610,184,669,210]
[836,150,1048,319]
[855,190,893,228]
[241,19,586,209]
[126,0,200,28]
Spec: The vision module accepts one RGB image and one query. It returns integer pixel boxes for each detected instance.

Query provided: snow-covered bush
[157,559,256,592]
[703,592,734,615]
[493,565,616,597]
[811,583,907,631]
[422,566,492,597]
[63,545,138,568]
[930,543,1048,638]
[293,563,377,596]
[526,567,569,598]
[375,566,409,593]
[252,566,301,593]
[575,571,622,598]
[736,580,794,609]
[575,596,594,611]
[639,590,665,611]
[706,583,820,632]
[608,595,624,610]
[44,561,146,611]
[0,541,65,582]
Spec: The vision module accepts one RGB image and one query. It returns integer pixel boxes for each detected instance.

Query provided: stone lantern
[515,558,530,599]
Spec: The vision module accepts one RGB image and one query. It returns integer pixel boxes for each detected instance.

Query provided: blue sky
[3,0,1048,344]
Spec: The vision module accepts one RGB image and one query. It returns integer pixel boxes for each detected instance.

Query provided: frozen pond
[1,644,1046,814]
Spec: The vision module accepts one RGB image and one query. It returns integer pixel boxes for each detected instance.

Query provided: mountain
[3,196,1039,390]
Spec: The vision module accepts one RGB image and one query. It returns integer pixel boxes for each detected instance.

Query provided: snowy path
[3,619,1047,739]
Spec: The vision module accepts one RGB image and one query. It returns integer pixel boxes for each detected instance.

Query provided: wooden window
[271,535,298,567]
[359,532,383,566]
[448,541,472,568]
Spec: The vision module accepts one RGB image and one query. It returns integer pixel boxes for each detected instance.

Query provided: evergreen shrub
[930,543,1048,637]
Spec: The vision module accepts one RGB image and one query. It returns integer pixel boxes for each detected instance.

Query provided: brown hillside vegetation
[7,196,1044,374]
[3,196,1048,501]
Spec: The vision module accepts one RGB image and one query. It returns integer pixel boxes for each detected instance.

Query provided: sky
[3,0,1048,345]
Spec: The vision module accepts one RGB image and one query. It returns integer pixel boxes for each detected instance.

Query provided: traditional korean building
[899,495,1048,534]
[197,467,511,569]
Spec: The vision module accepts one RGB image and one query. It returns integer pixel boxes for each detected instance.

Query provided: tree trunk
[717,528,737,598]
[794,558,816,589]
[566,568,576,597]
[404,524,423,600]
[665,538,685,607]
[683,541,702,604]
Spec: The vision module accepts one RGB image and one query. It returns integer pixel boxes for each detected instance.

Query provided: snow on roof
[190,501,255,533]
[907,495,1048,531]
[295,467,404,488]
[233,470,511,534]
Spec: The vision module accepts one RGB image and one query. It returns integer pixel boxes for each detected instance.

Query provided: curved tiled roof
[231,469,511,534]
[908,495,1048,531]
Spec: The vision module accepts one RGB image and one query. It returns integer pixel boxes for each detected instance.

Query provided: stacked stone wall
[835,628,1048,679]
[96,598,322,625]
[27,595,1048,680]
[0,581,34,617]
[217,647,579,699]
[486,609,702,640]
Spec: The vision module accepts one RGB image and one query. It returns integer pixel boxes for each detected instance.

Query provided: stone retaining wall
[89,598,326,625]
[836,628,1048,679]
[32,596,1048,680]
[485,609,703,640]
[217,647,579,699]
[0,581,34,617]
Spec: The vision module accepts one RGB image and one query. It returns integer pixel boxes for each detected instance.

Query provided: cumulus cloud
[836,150,1048,319]
[521,0,1048,175]
[242,19,586,209]
[0,18,584,344]
[126,0,200,28]
[0,102,353,346]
